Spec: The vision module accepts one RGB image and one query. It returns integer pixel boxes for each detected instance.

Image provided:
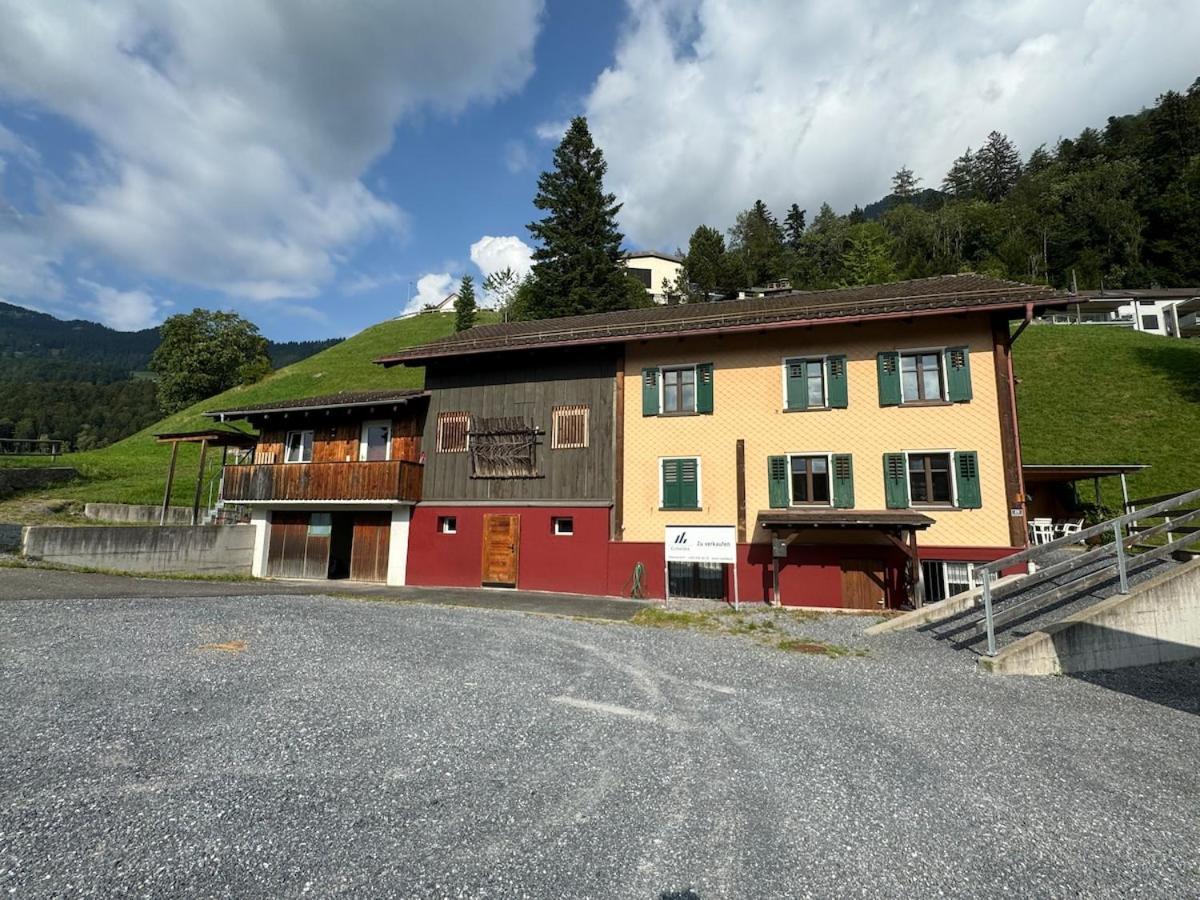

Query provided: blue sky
[1,1,1198,341]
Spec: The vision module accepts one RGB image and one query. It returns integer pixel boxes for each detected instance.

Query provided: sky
[0,1,1197,341]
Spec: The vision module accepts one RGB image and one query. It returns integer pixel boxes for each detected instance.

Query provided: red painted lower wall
[407,505,1019,607]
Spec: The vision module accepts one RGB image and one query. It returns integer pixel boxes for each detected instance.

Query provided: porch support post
[907,527,921,609]
[191,439,209,526]
[160,441,179,527]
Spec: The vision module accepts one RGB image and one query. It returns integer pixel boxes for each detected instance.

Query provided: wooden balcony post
[160,441,179,527]
[191,439,209,526]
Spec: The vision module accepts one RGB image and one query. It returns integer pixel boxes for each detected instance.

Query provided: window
[1141,314,1159,331]
[908,452,953,505]
[308,512,332,536]
[284,430,313,463]
[921,560,977,604]
[360,419,391,461]
[628,267,652,288]
[900,352,944,402]
[552,516,574,536]
[662,366,696,413]
[551,405,589,449]
[661,457,700,510]
[789,455,830,505]
[436,411,470,453]
[437,516,457,534]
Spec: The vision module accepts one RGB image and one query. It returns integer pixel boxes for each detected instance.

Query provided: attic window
[436,411,470,453]
[551,405,589,449]
[469,416,540,478]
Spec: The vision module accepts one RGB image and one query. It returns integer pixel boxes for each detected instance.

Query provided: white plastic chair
[1054,519,1083,539]
[1029,518,1055,545]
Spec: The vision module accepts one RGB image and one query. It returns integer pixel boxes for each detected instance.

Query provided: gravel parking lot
[1,585,1197,898]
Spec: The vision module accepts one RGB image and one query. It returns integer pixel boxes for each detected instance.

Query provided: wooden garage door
[480,514,519,587]
[266,511,330,579]
[841,558,887,610]
[350,512,391,583]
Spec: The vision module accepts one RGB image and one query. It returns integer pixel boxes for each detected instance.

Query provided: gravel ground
[1,592,1198,898]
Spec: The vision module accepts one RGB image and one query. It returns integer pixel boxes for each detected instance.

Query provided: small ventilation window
[551,405,589,449]
[438,516,457,534]
[552,516,574,536]
[436,411,470,453]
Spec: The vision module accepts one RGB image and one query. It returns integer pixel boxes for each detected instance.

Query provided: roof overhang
[154,429,258,448]
[205,391,428,421]
[757,509,935,531]
[1022,463,1148,483]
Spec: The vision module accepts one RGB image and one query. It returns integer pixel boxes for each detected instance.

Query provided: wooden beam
[883,532,916,558]
[160,441,179,527]
[992,315,1028,547]
[191,438,209,526]
[736,439,747,543]
[907,528,921,609]
[612,351,625,541]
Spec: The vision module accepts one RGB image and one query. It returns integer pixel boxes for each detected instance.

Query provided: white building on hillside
[1042,288,1200,338]
[622,251,683,304]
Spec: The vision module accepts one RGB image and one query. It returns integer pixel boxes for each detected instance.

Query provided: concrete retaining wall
[979,558,1200,675]
[84,502,193,525]
[0,467,77,498]
[21,525,255,575]
[865,573,1026,635]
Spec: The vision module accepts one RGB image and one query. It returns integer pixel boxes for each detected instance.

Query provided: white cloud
[504,140,531,174]
[534,120,570,142]
[406,272,457,314]
[79,279,163,331]
[470,235,534,282]
[0,0,544,302]
[584,0,1200,249]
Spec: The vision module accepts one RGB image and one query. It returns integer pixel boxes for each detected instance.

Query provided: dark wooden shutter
[642,368,659,416]
[877,352,901,406]
[696,363,714,413]
[944,347,973,402]
[832,453,854,508]
[768,455,789,508]
[661,458,679,508]
[785,359,807,410]
[883,452,908,508]
[955,451,982,508]
[679,457,699,508]
[826,355,848,408]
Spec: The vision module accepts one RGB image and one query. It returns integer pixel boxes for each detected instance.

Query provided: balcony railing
[220,459,423,503]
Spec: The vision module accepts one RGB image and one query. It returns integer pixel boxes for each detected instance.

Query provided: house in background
[206,390,426,585]
[378,274,1070,610]
[621,251,683,303]
[1040,288,1200,337]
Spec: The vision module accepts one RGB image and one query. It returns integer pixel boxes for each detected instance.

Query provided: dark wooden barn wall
[422,351,616,502]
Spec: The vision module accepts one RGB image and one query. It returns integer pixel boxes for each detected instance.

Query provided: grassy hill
[1014,325,1200,505]
[3,316,1197,513]
[1,311,490,507]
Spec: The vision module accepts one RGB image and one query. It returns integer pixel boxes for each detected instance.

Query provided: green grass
[2,311,490,507]
[1014,325,1200,505]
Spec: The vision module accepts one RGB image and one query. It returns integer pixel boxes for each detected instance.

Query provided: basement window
[438,516,457,534]
[552,516,574,536]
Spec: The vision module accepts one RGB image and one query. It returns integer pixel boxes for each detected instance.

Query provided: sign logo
[673,531,688,544]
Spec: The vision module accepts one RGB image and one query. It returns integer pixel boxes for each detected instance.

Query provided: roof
[378,274,1063,366]
[1085,288,1200,300]
[155,427,258,448]
[623,250,682,264]
[205,389,427,420]
[1022,463,1149,482]
[757,509,935,530]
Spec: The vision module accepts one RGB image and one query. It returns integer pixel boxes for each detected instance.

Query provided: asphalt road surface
[1,582,1197,897]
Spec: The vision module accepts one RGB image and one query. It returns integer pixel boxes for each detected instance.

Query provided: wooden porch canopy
[756,509,935,607]
[154,428,258,526]
[1022,463,1148,510]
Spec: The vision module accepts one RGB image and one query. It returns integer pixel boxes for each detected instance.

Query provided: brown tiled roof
[378,274,1062,365]
[757,509,935,530]
[205,389,427,419]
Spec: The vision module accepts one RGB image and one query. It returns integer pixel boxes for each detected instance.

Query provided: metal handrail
[977,486,1200,656]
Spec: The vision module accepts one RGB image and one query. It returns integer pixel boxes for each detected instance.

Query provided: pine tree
[682,225,741,301]
[454,274,477,332]
[975,131,1023,202]
[783,203,807,250]
[891,166,920,200]
[525,116,629,319]
[942,148,978,198]
[729,200,785,285]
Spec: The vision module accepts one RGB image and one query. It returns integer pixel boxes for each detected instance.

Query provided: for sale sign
[664,525,737,564]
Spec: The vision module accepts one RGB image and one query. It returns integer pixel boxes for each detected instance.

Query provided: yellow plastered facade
[621,315,1015,549]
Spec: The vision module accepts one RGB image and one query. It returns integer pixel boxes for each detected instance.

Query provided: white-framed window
[661,365,697,414]
[552,516,574,536]
[921,560,977,604]
[907,451,954,505]
[551,405,589,449]
[436,411,470,453]
[283,430,314,463]
[900,350,946,402]
[359,419,392,461]
[784,357,826,408]
[787,453,832,506]
[438,515,457,534]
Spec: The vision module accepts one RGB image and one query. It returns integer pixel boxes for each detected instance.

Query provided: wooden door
[266,511,330,579]
[841,558,887,610]
[350,512,391,583]
[480,514,520,587]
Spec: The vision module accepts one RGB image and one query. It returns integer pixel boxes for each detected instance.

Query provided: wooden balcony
[220,460,423,503]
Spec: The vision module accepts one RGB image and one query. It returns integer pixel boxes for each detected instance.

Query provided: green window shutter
[883,453,909,508]
[944,347,973,403]
[877,352,901,406]
[785,359,807,411]
[826,355,848,409]
[679,457,699,508]
[696,363,714,413]
[767,455,789,508]
[641,367,659,416]
[661,458,679,508]
[832,454,855,508]
[955,451,982,509]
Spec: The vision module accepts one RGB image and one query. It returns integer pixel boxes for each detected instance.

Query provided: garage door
[350,512,390,583]
[266,511,331,579]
